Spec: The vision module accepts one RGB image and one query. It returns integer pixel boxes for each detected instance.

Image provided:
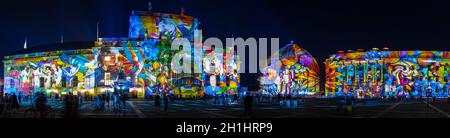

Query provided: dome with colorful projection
[260,43,320,95]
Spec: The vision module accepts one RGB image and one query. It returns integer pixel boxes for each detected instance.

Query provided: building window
[85,77,90,87]
[105,72,111,85]
[104,56,111,62]
[40,77,45,88]
[62,76,66,87]
[72,77,78,88]
[10,79,14,88]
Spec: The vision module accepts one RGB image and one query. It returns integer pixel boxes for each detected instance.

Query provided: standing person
[277,93,282,107]
[233,94,238,104]
[64,93,73,118]
[50,93,55,105]
[0,89,3,101]
[4,94,9,109]
[106,93,110,111]
[101,94,106,111]
[112,93,119,113]
[243,92,253,117]
[272,94,276,105]
[18,92,22,104]
[84,93,88,101]
[78,93,83,105]
[447,83,450,103]
[121,93,127,109]
[10,93,19,116]
[259,93,263,104]
[0,93,3,115]
[293,95,298,109]
[95,94,101,111]
[36,93,46,118]
[154,94,160,113]
[72,95,79,118]
[286,94,291,109]
[31,93,35,106]
[56,93,60,102]
[163,94,169,113]
[202,93,207,104]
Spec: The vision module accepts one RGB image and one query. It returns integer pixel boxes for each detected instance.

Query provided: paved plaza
[1,98,449,118]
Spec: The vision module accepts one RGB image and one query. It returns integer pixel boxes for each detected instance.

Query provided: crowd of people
[5,87,447,118]
[93,92,129,114]
[0,93,20,115]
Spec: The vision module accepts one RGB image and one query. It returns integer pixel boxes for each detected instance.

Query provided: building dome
[260,43,320,95]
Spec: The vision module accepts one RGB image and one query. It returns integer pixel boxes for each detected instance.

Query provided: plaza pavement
[1,98,449,118]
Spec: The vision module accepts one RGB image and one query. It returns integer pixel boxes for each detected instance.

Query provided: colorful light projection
[3,49,96,95]
[169,46,204,98]
[202,45,240,96]
[129,11,198,41]
[259,43,320,95]
[3,10,203,99]
[325,49,450,98]
[95,11,202,98]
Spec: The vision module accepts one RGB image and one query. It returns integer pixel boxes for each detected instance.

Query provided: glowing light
[104,56,111,61]
[423,60,436,63]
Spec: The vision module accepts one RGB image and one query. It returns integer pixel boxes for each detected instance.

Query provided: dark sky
[1,0,450,88]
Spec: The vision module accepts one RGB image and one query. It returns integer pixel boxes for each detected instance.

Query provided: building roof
[130,10,195,20]
[5,41,95,57]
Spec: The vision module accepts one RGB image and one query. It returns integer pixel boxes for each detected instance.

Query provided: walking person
[10,93,19,117]
[113,93,119,113]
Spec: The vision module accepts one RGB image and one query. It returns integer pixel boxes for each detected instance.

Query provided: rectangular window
[104,56,111,62]
[105,72,111,85]
[85,77,90,87]
[10,78,14,88]
[40,77,45,88]
[72,77,78,88]
[62,77,66,87]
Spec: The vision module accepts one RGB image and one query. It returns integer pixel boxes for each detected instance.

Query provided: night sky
[1,0,449,89]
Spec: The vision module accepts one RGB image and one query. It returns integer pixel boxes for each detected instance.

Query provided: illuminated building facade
[259,43,320,95]
[202,45,240,96]
[325,48,450,98]
[3,10,240,98]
